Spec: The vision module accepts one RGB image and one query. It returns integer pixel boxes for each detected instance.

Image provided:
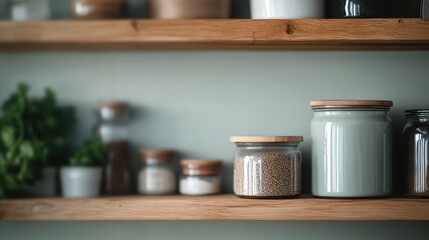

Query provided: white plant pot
[251,0,325,19]
[61,166,102,198]
[26,166,57,197]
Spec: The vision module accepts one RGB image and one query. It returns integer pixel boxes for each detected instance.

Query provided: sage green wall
[1,51,429,239]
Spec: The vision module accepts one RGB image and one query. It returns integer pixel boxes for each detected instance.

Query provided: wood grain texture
[1,195,429,221]
[0,19,428,51]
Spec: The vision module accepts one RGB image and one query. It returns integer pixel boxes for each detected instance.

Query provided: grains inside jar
[234,153,301,198]
[231,136,303,199]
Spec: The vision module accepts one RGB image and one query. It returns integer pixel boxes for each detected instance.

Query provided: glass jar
[329,0,388,18]
[71,0,124,19]
[231,136,303,199]
[138,149,177,195]
[6,0,51,21]
[97,102,130,195]
[310,100,393,198]
[404,109,429,198]
[180,160,222,195]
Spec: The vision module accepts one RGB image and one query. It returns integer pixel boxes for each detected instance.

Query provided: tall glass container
[97,102,130,195]
[310,100,393,198]
[404,109,429,198]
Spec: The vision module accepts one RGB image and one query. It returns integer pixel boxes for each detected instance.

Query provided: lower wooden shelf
[1,195,428,221]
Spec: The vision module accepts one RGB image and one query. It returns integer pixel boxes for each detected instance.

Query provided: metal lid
[405,109,429,117]
[230,136,303,143]
[181,159,222,176]
[310,100,393,107]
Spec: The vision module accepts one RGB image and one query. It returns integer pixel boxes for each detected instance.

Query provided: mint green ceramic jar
[310,100,393,198]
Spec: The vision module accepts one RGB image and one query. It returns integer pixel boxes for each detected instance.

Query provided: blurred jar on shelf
[150,0,230,19]
[407,0,428,18]
[71,0,124,19]
[251,0,325,19]
[97,101,130,195]
[328,0,388,18]
[6,0,51,21]
[138,149,177,195]
[180,160,222,195]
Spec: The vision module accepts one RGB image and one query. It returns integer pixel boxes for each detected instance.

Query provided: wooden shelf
[1,195,429,221]
[0,19,429,51]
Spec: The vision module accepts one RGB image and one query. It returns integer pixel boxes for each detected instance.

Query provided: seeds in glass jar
[234,153,301,198]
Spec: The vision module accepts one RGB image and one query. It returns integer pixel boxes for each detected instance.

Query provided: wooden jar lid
[181,159,222,176]
[98,101,128,113]
[310,100,393,107]
[140,149,176,162]
[230,136,304,143]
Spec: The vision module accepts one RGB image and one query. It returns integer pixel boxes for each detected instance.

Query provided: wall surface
[0,51,429,239]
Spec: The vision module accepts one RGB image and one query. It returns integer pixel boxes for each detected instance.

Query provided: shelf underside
[1,195,429,221]
[0,19,428,51]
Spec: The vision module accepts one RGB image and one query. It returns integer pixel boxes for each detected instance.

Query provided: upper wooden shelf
[1,195,429,221]
[0,19,428,51]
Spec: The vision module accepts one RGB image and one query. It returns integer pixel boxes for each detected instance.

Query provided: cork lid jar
[180,159,223,196]
[231,136,303,199]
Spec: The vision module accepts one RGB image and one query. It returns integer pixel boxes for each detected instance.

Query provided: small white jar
[251,0,325,19]
[138,149,176,195]
[180,159,222,195]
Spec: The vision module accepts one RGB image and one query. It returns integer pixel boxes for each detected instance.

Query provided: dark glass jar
[404,110,429,198]
[97,102,130,195]
[329,0,388,18]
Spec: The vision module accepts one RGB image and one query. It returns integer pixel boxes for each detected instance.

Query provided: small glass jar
[71,0,124,19]
[404,109,429,198]
[310,100,393,198]
[180,160,222,195]
[138,149,176,195]
[97,102,130,195]
[231,136,303,199]
[329,0,388,18]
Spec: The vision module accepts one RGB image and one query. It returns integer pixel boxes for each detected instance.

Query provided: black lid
[405,109,429,117]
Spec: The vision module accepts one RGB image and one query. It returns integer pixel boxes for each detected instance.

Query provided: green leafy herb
[69,139,106,167]
[0,84,76,198]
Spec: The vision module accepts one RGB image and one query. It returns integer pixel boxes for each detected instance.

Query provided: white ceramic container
[251,0,325,19]
[61,166,102,198]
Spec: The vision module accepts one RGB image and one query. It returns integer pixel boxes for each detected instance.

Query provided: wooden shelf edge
[1,195,429,221]
[0,19,428,51]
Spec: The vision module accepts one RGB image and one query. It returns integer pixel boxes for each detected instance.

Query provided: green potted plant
[0,84,75,198]
[61,139,106,198]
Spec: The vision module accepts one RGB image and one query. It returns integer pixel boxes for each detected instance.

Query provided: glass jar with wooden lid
[180,159,222,195]
[231,136,303,199]
[310,100,393,198]
[138,149,177,195]
[97,101,130,195]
